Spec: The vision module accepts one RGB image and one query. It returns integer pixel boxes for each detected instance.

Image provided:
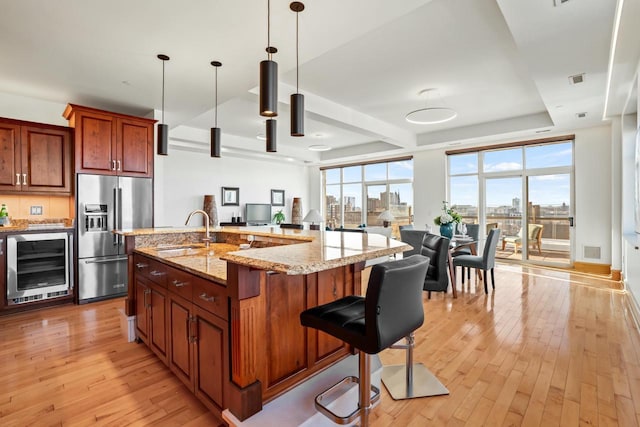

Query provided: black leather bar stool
[300,255,429,426]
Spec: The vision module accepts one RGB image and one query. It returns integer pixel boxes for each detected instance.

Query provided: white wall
[154,149,310,227]
[0,92,68,126]
[413,149,447,231]
[573,125,613,264]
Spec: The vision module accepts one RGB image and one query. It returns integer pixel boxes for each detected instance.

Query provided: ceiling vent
[569,73,585,85]
[553,0,570,6]
[576,112,587,119]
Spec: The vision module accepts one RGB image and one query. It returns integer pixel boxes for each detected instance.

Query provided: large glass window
[448,140,574,266]
[322,158,413,237]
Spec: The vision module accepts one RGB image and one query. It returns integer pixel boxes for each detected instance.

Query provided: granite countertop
[130,227,410,279]
[115,225,316,242]
[0,218,74,233]
[135,243,238,284]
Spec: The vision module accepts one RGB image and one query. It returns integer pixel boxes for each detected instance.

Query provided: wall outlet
[30,205,43,215]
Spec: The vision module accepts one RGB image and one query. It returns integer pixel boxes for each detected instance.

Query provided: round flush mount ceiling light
[308,144,331,151]
[405,88,457,125]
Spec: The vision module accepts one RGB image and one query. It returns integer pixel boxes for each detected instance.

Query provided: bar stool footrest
[314,375,381,425]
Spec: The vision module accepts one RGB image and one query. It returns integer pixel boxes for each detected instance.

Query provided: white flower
[440,213,453,224]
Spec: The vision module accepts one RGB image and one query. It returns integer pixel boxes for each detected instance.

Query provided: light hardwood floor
[1,264,638,426]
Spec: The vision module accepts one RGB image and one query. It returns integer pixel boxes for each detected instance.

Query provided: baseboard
[573,261,611,276]
[611,269,622,281]
[625,291,640,332]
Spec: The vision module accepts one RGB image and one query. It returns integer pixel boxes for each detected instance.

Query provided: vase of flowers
[433,201,461,239]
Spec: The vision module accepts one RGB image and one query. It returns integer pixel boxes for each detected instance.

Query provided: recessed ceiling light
[312,133,325,138]
[576,112,587,118]
[568,73,585,85]
[256,133,266,140]
[308,144,331,152]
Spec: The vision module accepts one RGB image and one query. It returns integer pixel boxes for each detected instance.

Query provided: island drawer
[192,278,228,320]
[166,267,194,300]
[134,254,168,287]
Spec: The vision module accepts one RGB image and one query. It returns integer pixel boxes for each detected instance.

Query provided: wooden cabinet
[0,118,72,194]
[135,275,168,364]
[134,253,228,415]
[63,104,155,178]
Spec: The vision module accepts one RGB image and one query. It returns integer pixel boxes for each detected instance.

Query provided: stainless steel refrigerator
[77,174,152,302]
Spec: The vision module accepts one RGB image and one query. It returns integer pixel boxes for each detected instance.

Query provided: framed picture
[271,189,285,206]
[222,187,239,206]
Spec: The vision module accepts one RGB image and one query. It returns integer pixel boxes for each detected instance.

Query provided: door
[77,174,119,258]
[118,177,153,232]
[168,293,194,390]
[484,176,522,261]
[78,255,128,301]
[21,126,72,193]
[525,173,572,265]
[117,117,153,177]
[75,111,117,174]
[0,123,20,191]
[193,305,227,411]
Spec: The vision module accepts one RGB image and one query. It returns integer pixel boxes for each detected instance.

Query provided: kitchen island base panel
[222,354,382,427]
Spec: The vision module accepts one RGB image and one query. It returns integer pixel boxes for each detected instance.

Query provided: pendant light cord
[267,0,271,60]
[161,60,165,124]
[214,66,218,127]
[296,10,299,94]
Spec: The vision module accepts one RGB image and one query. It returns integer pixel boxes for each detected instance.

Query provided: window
[322,158,413,237]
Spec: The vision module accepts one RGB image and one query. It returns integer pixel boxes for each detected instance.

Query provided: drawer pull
[199,293,216,303]
[172,280,188,288]
[150,270,166,277]
[136,263,148,269]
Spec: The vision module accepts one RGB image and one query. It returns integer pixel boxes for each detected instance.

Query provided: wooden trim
[445,134,575,155]
[573,261,611,276]
[611,269,622,282]
[319,155,413,171]
[0,116,72,132]
[62,103,157,124]
[625,291,640,332]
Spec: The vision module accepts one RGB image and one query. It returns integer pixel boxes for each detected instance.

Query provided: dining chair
[420,233,451,298]
[452,228,501,294]
[400,229,429,257]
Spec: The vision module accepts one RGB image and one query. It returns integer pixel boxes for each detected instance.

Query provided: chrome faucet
[185,209,211,247]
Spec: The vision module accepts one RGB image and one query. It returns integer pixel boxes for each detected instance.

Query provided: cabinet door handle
[136,263,148,269]
[112,160,116,171]
[144,288,151,308]
[150,270,166,277]
[22,173,27,185]
[199,293,215,303]
[172,279,188,288]
[189,316,198,343]
[117,160,121,171]
[15,173,20,186]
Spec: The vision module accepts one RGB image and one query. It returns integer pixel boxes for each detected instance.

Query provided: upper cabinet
[63,104,156,178]
[0,118,72,195]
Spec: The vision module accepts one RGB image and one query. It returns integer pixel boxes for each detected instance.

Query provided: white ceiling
[0,0,636,165]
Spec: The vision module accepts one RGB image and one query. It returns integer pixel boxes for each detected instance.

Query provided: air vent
[535,129,551,133]
[583,246,601,259]
[576,112,587,119]
[569,73,585,84]
[554,0,570,6]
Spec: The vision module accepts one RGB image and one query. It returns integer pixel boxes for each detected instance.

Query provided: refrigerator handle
[113,187,118,246]
[118,187,123,246]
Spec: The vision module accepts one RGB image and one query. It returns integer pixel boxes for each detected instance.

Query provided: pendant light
[260,0,278,117]
[266,119,277,152]
[157,54,170,156]
[210,61,222,158]
[290,2,305,137]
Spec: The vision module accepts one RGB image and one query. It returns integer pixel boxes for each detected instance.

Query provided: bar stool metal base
[381,332,449,400]
[314,351,380,425]
[381,363,449,400]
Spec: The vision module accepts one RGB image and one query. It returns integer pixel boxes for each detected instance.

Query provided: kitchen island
[114,226,409,421]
